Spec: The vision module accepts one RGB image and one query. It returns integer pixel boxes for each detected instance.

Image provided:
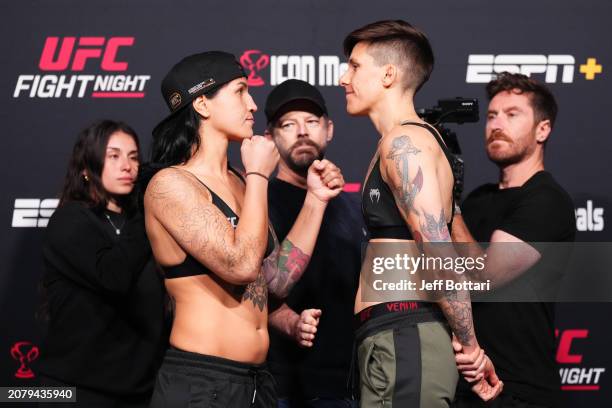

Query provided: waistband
[367,225,413,240]
[354,301,445,342]
[164,347,267,377]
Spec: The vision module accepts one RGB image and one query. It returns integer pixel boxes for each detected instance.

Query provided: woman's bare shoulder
[145,167,211,207]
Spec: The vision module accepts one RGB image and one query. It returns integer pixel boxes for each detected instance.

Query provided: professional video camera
[417,97,479,203]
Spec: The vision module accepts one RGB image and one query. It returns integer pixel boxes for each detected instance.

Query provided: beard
[280,139,325,176]
[486,131,529,167]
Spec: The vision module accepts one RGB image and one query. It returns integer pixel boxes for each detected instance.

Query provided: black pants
[38,375,150,407]
[149,348,277,408]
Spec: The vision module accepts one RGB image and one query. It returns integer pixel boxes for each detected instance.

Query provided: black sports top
[164,168,275,279]
[362,121,456,240]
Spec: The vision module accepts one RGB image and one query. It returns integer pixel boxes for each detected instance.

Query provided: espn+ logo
[466,55,575,83]
[13,36,150,99]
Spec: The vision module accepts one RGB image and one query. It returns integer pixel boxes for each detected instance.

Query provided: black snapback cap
[264,79,328,123]
[155,51,246,131]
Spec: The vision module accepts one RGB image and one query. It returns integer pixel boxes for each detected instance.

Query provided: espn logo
[12,199,59,228]
[466,55,575,83]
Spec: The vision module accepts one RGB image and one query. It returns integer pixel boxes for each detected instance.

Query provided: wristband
[245,172,269,181]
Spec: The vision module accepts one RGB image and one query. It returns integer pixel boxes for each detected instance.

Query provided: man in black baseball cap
[265,79,328,125]
[265,79,362,408]
[264,79,330,179]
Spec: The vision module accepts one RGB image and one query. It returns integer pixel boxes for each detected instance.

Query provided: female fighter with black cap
[144,51,344,407]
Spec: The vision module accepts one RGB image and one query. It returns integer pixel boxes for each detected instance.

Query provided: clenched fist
[306,159,344,202]
[292,308,322,348]
[241,135,279,178]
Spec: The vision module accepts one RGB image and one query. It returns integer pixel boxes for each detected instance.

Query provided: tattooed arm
[264,159,345,298]
[263,189,329,298]
[380,129,478,350]
[145,167,268,285]
[382,127,502,401]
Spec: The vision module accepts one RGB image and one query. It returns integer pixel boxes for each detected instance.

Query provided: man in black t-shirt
[264,79,362,408]
[451,73,575,408]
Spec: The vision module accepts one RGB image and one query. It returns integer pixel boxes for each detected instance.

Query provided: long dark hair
[140,87,221,189]
[151,104,202,166]
[59,119,140,213]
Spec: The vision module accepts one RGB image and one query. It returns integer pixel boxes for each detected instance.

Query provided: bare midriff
[166,274,269,364]
[354,237,417,314]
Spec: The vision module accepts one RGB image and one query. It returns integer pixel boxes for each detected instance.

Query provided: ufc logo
[39,37,135,71]
[556,329,588,364]
[12,198,59,227]
[466,55,575,83]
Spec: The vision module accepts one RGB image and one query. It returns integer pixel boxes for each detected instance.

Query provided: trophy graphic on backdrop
[240,50,270,87]
[11,341,39,379]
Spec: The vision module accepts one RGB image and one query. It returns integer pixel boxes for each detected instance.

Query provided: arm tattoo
[420,208,451,242]
[147,169,259,283]
[386,136,451,242]
[439,288,474,345]
[263,238,310,299]
[148,170,273,312]
[387,135,474,345]
[385,137,472,344]
[386,135,423,215]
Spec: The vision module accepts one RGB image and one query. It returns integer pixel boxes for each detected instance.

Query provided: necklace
[104,213,126,235]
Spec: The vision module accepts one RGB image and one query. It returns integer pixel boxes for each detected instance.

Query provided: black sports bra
[164,167,275,279]
[361,121,457,240]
